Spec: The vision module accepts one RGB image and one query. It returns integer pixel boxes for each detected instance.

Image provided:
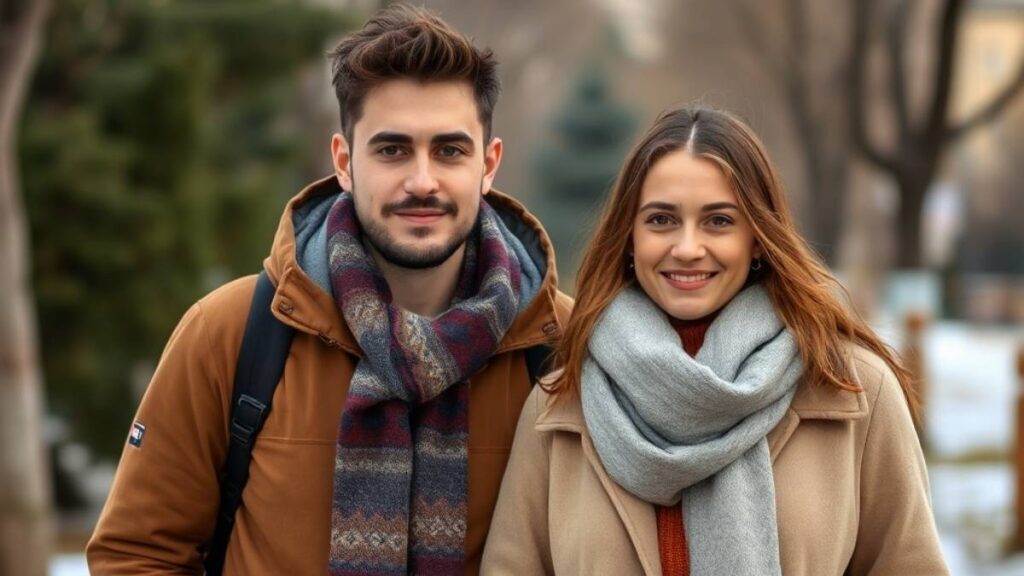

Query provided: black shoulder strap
[204,271,295,576]
[524,343,554,384]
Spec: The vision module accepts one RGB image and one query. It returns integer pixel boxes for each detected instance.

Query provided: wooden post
[903,312,929,438]
[1013,345,1024,552]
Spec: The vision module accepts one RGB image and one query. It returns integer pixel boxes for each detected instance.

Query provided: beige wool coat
[481,346,949,575]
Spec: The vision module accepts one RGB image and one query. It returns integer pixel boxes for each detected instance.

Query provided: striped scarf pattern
[326,193,522,575]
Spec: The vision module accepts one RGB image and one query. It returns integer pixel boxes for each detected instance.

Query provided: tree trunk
[0,1,54,575]
[803,147,847,265]
[895,171,929,269]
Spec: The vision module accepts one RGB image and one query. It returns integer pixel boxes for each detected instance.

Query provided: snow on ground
[49,554,88,576]
[931,463,1016,573]
[919,321,1024,575]
[923,323,1024,459]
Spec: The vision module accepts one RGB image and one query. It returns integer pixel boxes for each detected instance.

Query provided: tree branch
[0,0,50,143]
[945,53,1024,142]
[780,0,816,151]
[885,0,913,144]
[924,0,966,146]
[783,0,808,98]
[849,0,898,174]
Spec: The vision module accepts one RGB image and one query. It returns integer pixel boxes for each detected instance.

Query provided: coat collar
[534,371,868,576]
[262,176,566,356]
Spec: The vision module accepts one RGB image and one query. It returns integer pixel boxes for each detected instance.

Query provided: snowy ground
[931,464,1024,575]
[49,555,88,576]
[923,323,1023,460]
[917,322,1024,575]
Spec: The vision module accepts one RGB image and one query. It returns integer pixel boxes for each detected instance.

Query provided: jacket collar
[263,176,565,356]
[534,373,868,576]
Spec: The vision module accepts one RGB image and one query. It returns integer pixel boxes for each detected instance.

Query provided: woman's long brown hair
[547,105,918,420]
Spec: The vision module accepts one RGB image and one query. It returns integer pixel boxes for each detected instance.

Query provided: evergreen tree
[19,0,353,460]
[534,66,636,288]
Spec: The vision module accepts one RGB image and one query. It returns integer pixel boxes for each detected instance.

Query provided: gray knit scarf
[581,284,801,576]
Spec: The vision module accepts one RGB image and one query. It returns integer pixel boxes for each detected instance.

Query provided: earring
[751,258,763,271]
[627,253,635,271]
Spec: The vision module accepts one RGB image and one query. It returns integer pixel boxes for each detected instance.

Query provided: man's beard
[357,191,479,270]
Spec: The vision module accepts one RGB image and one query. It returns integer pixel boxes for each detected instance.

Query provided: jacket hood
[263,175,565,356]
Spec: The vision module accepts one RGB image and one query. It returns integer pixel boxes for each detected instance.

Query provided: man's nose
[403,154,439,196]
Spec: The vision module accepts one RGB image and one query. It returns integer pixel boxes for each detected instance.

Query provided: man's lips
[392,209,447,225]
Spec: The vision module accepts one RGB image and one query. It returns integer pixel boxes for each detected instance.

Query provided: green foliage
[20,0,354,459]
[534,66,636,288]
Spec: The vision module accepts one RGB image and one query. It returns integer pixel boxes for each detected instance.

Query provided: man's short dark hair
[328,4,501,142]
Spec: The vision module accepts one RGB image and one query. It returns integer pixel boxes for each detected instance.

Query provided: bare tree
[738,0,852,265]
[0,0,53,574]
[851,0,1024,268]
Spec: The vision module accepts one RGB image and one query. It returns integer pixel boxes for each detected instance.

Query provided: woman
[481,106,947,575]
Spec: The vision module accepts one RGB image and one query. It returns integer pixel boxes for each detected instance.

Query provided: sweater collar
[669,313,716,358]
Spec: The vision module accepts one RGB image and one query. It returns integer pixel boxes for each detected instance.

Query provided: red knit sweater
[655,315,713,576]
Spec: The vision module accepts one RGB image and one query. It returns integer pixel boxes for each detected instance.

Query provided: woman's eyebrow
[701,202,740,212]
[638,201,679,213]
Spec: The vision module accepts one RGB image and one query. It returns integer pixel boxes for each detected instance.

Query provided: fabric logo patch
[128,421,146,448]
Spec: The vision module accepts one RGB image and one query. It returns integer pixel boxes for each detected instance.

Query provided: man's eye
[379,145,402,157]
[438,145,464,158]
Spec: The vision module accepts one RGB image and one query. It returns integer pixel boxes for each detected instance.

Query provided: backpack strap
[524,343,555,384]
[204,271,295,576]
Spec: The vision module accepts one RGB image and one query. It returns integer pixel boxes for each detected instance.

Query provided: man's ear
[481,136,503,195]
[331,133,353,191]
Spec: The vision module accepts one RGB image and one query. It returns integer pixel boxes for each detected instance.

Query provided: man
[87,6,571,574]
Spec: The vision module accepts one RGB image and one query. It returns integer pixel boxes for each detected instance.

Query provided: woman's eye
[708,215,733,228]
[647,214,673,226]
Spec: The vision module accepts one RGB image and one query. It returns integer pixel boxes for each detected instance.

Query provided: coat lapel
[768,377,869,458]
[579,433,661,575]
[536,396,662,575]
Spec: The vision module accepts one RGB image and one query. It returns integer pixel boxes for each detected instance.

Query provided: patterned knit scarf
[325,193,523,575]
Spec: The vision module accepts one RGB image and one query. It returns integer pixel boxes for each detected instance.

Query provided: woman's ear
[753,242,765,261]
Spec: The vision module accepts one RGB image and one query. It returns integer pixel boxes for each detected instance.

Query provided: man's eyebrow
[431,132,475,147]
[366,131,413,146]
[365,131,476,149]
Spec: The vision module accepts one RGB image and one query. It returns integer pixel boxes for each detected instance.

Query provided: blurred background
[2,0,1023,574]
